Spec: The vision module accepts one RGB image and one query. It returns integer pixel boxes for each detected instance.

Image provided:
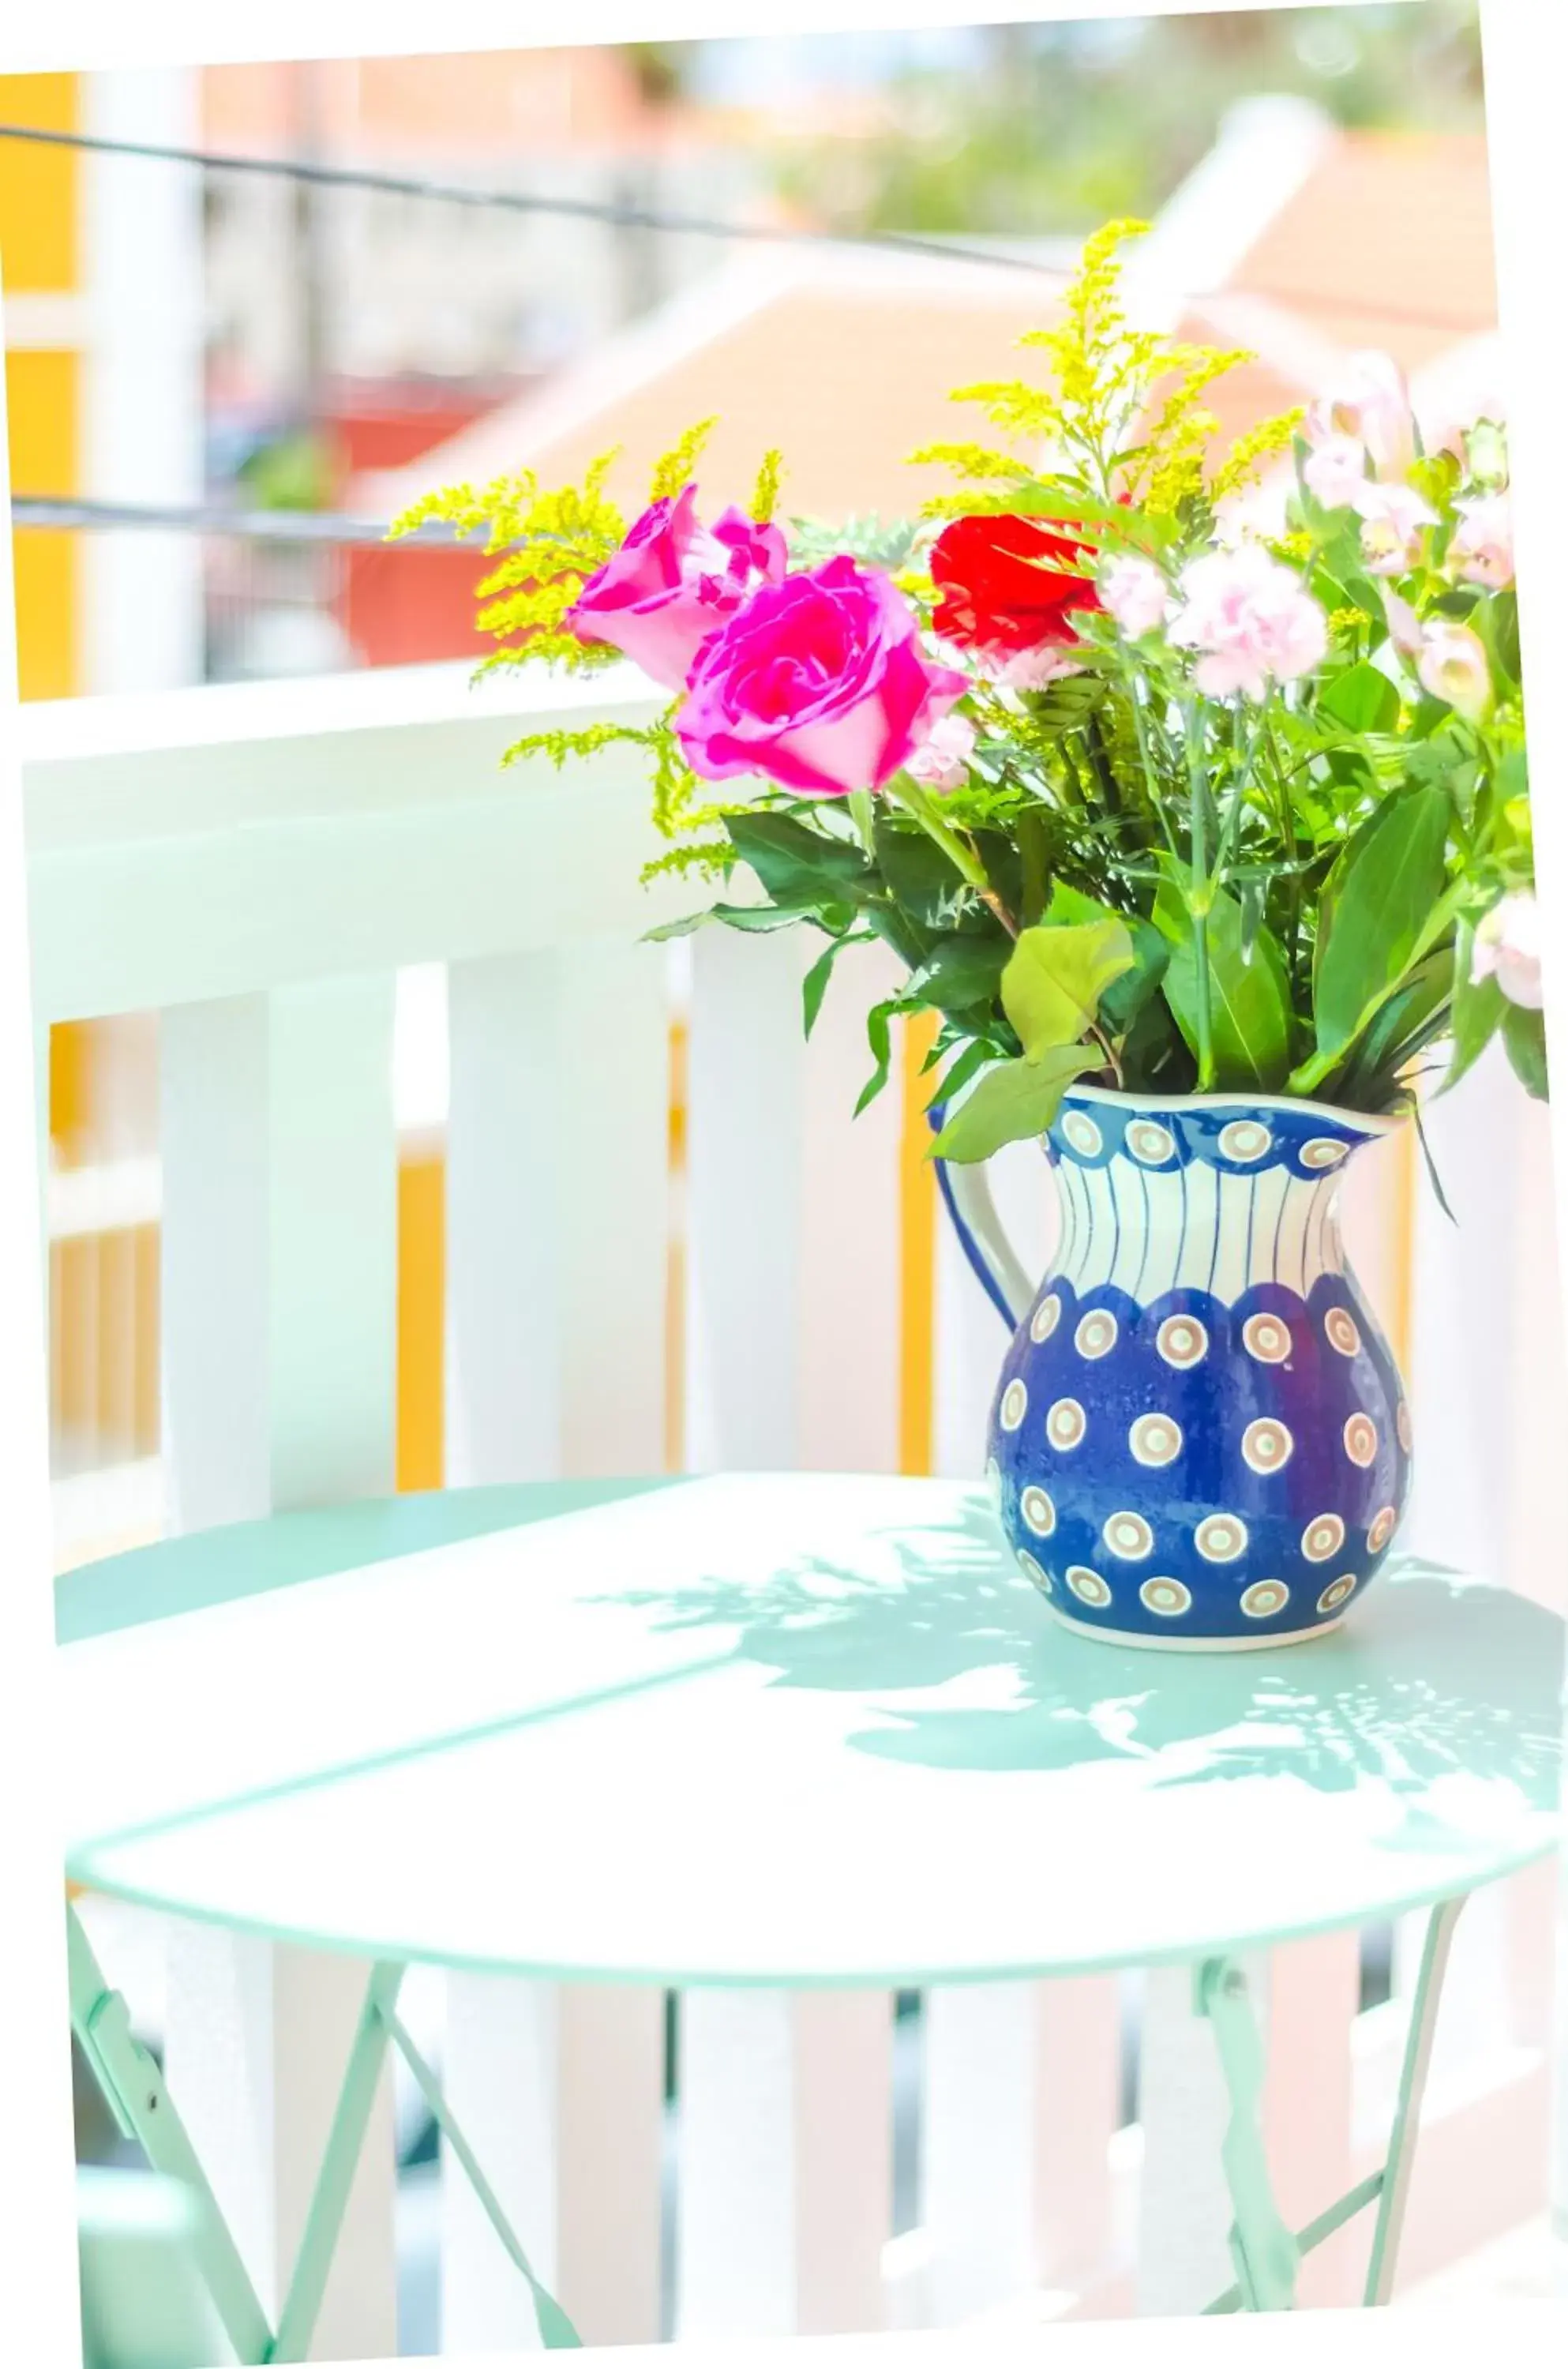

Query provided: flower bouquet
[396,219,1540,1650]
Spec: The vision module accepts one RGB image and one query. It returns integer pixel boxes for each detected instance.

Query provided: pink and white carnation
[1306,351,1416,482]
[1167,545,1329,701]
[1101,554,1169,639]
[1416,620,1493,723]
[1449,493,1514,590]
[906,711,978,793]
[1472,892,1544,1011]
[675,555,968,798]
[568,483,787,691]
[1353,481,1438,577]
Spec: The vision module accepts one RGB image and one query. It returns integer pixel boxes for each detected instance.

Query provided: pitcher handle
[928,1108,1036,1331]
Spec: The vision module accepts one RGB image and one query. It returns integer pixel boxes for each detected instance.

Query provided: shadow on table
[604,1496,1564,1834]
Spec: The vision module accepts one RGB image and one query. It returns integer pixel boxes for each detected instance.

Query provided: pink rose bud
[1449,493,1514,590]
[676,556,968,798]
[1101,554,1169,639]
[1472,892,1543,1010]
[906,711,978,793]
[1302,433,1369,511]
[1353,481,1439,577]
[568,483,787,691]
[1167,545,1329,701]
[1416,620,1493,723]
[1381,588,1425,659]
[1307,350,1416,481]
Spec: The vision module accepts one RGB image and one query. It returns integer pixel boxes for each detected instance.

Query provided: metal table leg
[67,1902,582,2357]
[1197,1894,1470,2314]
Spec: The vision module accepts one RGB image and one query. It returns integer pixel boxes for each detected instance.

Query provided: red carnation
[930,512,1101,657]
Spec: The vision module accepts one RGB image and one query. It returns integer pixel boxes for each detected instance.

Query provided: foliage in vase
[392,220,1540,1163]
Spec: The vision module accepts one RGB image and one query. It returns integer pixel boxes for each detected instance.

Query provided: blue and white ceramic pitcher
[937,1087,1412,1650]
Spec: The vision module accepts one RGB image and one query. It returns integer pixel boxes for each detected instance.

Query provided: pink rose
[1472,893,1543,1011]
[1306,351,1416,481]
[568,484,787,691]
[906,711,977,793]
[1167,546,1328,701]
[1101,554,1169,639]
[676,556,967,798]
[1302,433,1368,511]
[1449,493,1514,590]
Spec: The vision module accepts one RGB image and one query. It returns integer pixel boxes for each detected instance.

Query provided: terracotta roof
[362,259,1068,528]
[1227,131,1495,343]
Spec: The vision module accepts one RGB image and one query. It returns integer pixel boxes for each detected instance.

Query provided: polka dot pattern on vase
[1047,1398,1087,1450]
[1243,1312,1292,1365]
[1140,1577,1191,1617]
[1219,1119,1272,1164]
[1300,1137,1349,1170]
[1302,1513,1345,1564]
[1130,1413,1182,1467]
[1103,1511,1154,1561]
[1157,1315,1209,1369]
[1127,1120,1176,1165]
[1367,1505,1397,1554]
[1020,1485,1056,1537]
[1242,1418,1292,1474]
[1030,1293,1062,1344]
[1075,1310,1119,1360]
[1195,1514,1248,1564]
[1344,1413,1379,1468]
[985,1093,1412,1646]
[1325,1307,1361,1357]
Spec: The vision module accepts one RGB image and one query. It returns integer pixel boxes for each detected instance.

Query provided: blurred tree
[770,2,1485,239]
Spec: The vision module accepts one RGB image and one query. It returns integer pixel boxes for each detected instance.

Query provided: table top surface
[57,1474,1565,1987]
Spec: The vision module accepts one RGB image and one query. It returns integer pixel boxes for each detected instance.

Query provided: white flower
[1472,893,1543,1011]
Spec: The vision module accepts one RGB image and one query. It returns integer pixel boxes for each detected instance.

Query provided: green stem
[891,777,1019,937]
[1125,671,1184,867]
[1184,700,1217,1090]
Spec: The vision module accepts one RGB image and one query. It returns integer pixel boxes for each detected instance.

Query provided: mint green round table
[58,1474,1564,2356]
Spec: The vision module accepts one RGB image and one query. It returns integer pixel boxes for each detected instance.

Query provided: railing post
[441,941,670,2352]
[159,978,400,2361]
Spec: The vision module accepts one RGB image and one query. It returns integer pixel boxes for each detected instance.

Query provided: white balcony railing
[24,658,1566,2352]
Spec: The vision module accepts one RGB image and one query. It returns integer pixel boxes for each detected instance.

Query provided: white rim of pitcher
[1060,1081,1409,1136]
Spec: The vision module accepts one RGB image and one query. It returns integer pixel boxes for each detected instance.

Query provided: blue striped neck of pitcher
[927,1088,1404,1333]
[1045,1087,1401,1180]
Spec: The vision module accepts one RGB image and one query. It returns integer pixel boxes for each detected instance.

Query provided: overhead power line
[8,495,456,544]
[0,121,1070,283]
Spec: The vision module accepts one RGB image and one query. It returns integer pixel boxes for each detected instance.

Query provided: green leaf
[726,811,873,910]
[1341,943,1454,1093]
[905,933,1012,1020]
[1319,662,1401,736]
[1503,1001,1549,1100]
[802,931,872,1038]
[872,810,968,931]
[1155,885,1292,1091]
[1045,882,1168,1038]
[1000,920,1135,1060]
[645,901,808,944]
[928,1047,1099,1163]
[1313,784,1451,1060]
[855,996,910,1117]
[1438,918,1504,1097]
